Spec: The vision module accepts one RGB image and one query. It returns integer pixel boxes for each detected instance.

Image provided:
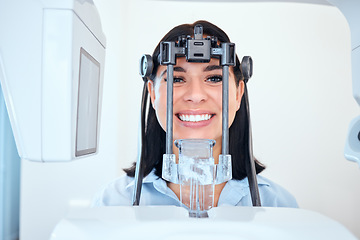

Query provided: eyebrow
[204,65,222,72]
[160,67,186,77]
[159,64,222,78]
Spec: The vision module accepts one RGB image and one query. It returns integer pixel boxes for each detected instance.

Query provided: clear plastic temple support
[162,139,232,218]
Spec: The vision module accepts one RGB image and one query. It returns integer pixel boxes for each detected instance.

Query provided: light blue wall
[0,84,21,240]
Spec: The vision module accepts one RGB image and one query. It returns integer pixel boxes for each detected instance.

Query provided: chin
[175,135,217,141]
[173,127,221,142]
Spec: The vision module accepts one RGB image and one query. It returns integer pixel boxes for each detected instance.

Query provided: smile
[177,114,214,122]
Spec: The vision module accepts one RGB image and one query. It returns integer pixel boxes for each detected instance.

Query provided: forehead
[156,57,222,77]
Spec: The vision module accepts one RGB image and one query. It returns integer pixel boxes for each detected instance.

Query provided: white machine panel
[50,206,357,240]
[76,48,100,157]
[351,47,360,106]
[41,8,104,161]
[327,0,360,104]
[0,0,106,162]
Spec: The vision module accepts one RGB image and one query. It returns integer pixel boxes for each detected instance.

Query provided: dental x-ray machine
[0,0,359,239]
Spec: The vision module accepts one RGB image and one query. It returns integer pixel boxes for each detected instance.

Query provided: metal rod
[244,84,261,206]
[166,64,174,154]
[222,65,229,155]
[132,82,148,205]
[248,118,261,206]
[132,153,143,205]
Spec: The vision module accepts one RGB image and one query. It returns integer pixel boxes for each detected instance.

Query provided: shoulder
[92,174,134,207]
[256,175,298,208]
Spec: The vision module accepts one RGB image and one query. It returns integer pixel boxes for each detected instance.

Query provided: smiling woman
[92,20,298,209]
[148,57,242,150]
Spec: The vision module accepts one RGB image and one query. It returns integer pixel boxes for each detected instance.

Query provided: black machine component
[135,24,260,207]
[139,54,153,79]
[158,25,236,66]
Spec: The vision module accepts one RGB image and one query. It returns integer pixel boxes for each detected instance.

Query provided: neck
[167,181,226,207]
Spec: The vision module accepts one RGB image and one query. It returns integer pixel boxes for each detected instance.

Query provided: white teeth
[179,114,212,122]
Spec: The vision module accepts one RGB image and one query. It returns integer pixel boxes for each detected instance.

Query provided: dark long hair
[124,20,265,180]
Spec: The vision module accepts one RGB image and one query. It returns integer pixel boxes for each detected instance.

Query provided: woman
[93,20,298,208]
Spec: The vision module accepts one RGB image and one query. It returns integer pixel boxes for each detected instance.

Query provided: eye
[164,77,184,83]
[206,75,222,83]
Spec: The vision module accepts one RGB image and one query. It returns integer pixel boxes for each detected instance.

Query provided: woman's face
[148,57,244,146]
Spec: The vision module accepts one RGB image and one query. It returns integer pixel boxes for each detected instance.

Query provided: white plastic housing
[327,0,360,105]
[0,0,106,162]
[352,47,360,105]
[344,115,360,167]
[49,206,357,240]
[326,0,360,164]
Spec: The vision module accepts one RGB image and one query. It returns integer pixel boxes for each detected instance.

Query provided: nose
[183,79,208,103]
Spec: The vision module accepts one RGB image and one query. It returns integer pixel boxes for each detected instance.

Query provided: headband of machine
[139,24,253,82]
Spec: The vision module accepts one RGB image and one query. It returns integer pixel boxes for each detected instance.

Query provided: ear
[236,81,245,110]
[147,80,156,108]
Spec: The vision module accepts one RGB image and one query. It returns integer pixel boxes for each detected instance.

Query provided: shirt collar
[218,176,270,206]
[125,170,270,187]
[125,170,179,201]
[125,169,159,190]
[125,169,270,206]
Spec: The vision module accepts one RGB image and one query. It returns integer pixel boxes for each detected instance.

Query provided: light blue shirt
[92,170,298,208]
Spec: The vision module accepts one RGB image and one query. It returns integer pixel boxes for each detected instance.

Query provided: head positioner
[140,24,253,79]
[140,24,253,154]
[135,24,259,207]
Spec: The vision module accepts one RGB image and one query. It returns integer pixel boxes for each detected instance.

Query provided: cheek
[229,87,241,123]
[230,92,240,112]
[153,86,167,129]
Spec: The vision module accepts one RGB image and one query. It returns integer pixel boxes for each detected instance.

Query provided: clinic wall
[93,0,360,238]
